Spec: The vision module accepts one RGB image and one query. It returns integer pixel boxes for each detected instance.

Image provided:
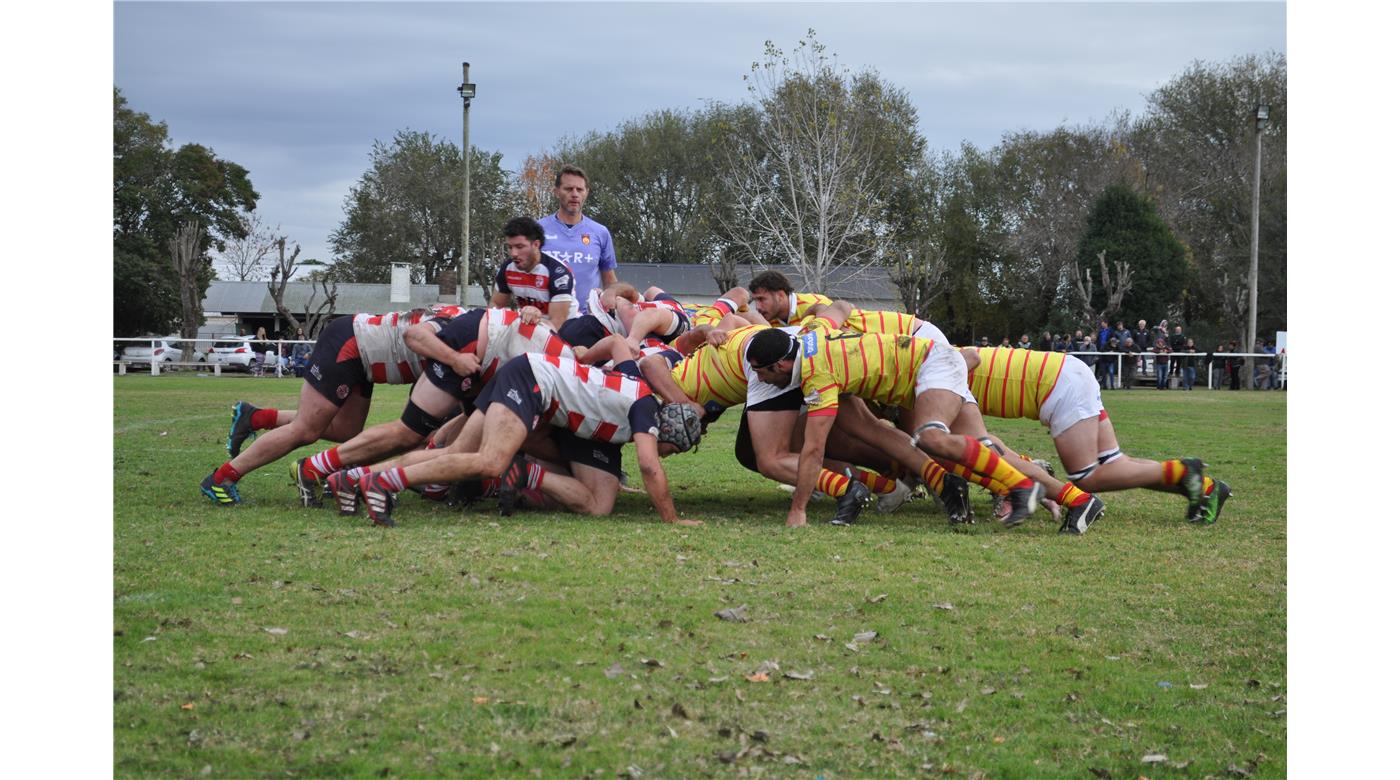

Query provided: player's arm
[803,300,854,332]
[670,324,713,357]
[640,354,701,410]
[960,348,982,371]
[546,266,576,326]
[788,407,837,528]
[404,320,479,377]
[490,264,513,308]
[633,432,701,526]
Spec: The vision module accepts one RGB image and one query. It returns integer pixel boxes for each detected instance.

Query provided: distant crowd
[979,318,1284,391]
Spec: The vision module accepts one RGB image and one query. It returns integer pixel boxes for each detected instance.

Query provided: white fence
[1067,350,1287,390]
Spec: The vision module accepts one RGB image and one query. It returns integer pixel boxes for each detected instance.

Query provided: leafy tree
[1075,184,1188,323]
[114,88,258,335]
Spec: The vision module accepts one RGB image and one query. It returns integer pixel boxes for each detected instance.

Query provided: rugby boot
[939,474,972,525]
[290,458,324,508]
[875,478,915,514]
[200,471,242,506]
[227,401,259,458]
[1191,480,1231,525]
[359,473,397,527]
[1177,457,1206,512]
[497,454,530,517]
[1002,481,1045,528]
[325,469,361,516]
[830,480,871,526]
[1059,495,1105,535]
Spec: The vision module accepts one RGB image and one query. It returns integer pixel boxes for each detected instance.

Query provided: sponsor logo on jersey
[581,234,591,246]
[506,388,522,405]
[804,390,821,405]
[545,234,559,240]
[553,275,570,290]
[801,332,819,358]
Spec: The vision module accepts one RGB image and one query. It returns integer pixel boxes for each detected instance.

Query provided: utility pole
[1246,103,1268,389]
[457,63,477,306]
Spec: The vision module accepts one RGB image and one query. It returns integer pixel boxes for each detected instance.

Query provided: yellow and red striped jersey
[968,347,1069,421]
[689,297,737,328]
[797,329,935,416]
[669,324,767,408]
[779,292,920,337]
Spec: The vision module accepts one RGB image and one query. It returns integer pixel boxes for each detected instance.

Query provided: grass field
[114,375,1285,778]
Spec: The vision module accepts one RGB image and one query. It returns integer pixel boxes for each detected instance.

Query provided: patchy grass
[114,376,1285,778]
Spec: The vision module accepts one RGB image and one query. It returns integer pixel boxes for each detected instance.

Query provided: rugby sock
[1161,459,1186,488]
[420,483,450,501]
[1056,483,1093,508]
[1202,476,1216,496]
[935,459,1011,495]
[852,468,898,494]
[816,469,851,498]
[250,408,279,430]
[372,467,408,493]
[481,477,500,496]
[214,462,242,484]
[525,463,545,491]
[344,466,369,482]
[920,460,948,493]
[960,436,1034,490]
[303,447,343,480]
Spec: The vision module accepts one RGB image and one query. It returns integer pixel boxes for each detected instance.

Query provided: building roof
[202,280,485,315]
[610,263,898,305]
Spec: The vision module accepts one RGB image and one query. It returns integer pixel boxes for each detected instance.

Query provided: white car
[207,337,261,371]
[120,337,207,368]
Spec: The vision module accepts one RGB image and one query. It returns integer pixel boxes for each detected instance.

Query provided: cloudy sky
[114,1,1286,268]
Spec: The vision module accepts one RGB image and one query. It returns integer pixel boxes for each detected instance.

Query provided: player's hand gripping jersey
[351,305,467,384]
[967,346,1070,421]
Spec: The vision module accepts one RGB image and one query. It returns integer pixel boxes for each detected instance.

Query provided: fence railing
[1063,350,1287,390]
[113,336,315,377]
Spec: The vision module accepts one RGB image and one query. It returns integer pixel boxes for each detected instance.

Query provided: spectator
[1121,337,1140,389]
[1113,320,1130,347]
[1096,319,1113,351]
[1101,337,1120,388]
[1051,333,1068,352]
[290,327,312,377]
[1253,338,1272,389]
[1073,334,1096,367]
[1153,337,1172,390]
[1037,331,1053,352]
[1016,334,1032,350]
[1226,340,1242,390]
[999,336,1012,348]
[1181,338,1199,390]
[1131,319,1152,374]
[1169,325,1187,376]
[979,336,991,349]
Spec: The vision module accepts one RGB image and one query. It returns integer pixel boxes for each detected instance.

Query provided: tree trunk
[169,221,205,361]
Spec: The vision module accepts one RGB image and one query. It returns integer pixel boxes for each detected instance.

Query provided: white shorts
[914,341,976,405]
[1039,358,1104,438]
[911,320,950,346]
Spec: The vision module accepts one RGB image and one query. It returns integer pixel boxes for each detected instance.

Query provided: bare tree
[168,220,205,361]
[268,237,337,337]
[889,244,948,323]
[218,212,279,281]
[717,32,911,294]
[1072,250,1133,327]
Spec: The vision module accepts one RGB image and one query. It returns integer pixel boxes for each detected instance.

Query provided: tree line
[114,34,1285,348]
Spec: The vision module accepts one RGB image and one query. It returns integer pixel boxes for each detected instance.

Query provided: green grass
[115,376,1285,778]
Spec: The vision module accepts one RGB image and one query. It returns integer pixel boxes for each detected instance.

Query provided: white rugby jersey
[352,305,466,384]
[480,309,571,382]
[495,254,579,319]
[526,353,658,444]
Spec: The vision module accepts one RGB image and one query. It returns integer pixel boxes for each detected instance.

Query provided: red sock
[214,462,241,484]
[525,463,545,490]
[251,409,279,430]
[304,448,343,479]
[1055,483,1093,507]
[372,467,407,493]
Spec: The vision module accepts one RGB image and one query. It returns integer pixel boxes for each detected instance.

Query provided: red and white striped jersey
[480,309,572,382]
[495,255,579,319]
[351,305,467,384]
[527,353,656,444]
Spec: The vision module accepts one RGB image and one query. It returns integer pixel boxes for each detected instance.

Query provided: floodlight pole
[458,63,476,307]
[1246,103,1268,389]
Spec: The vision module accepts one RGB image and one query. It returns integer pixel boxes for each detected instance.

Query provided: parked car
[207,336,260,371]
[120,337,206,368]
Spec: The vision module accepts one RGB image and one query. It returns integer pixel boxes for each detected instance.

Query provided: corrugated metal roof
[610,263,898,306]
[203,281,487,315]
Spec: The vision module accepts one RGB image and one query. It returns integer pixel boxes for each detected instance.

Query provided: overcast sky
[114,1,1286,268]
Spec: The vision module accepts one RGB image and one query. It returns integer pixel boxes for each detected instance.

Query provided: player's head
[554,164,590,217]
[747,327,799,386]
[503,217,544,270]
[747,270,794,322]
[656,402,703,455]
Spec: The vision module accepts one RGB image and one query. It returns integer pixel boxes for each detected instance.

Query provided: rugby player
[491,217,578,327]
[336,353,704,527]
[199,304,468,505]
[292,308,573,507]
[745,326,1045,528]
[963,346,1229,526]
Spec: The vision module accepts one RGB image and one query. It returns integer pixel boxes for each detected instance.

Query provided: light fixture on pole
[1246,102,1268,389]
[457,63,476,307]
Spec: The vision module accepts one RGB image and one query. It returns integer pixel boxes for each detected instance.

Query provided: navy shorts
[423,358,479,401]
[305,316,373,406]
[550,427,624,480]
[559,316,609,350]
[475,355,544,432]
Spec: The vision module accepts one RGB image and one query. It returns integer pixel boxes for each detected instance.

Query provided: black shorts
[559,316,609,350]
[423,358,478,401]
[305,316,373,406]
[475,355,544,431]
[734,388,804,472]
[550,427,624,480]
